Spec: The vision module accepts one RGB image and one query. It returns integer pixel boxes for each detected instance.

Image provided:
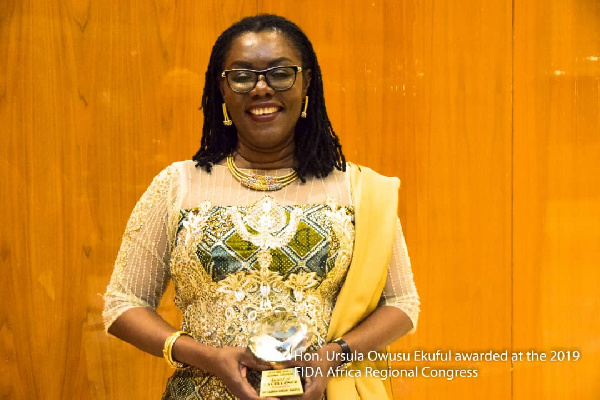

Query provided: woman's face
[221,31,310,154]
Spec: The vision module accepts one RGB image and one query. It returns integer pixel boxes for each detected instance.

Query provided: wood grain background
[1,0,598,398]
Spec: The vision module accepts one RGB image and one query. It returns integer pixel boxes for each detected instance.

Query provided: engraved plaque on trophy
[248,310,315,397]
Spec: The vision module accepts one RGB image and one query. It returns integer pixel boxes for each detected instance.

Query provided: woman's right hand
[106,309,278,399]
[209,346,279,400]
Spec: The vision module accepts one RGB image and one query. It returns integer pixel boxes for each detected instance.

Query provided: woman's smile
[220,31,309,156]
[246,103,283,122]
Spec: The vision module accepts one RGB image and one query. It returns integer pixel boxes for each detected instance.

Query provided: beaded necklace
[226,155,298,191]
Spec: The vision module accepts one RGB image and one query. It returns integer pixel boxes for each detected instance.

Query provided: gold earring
[222,103,232,126]
[301,96,308,118]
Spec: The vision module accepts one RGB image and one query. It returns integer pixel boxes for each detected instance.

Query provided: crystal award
[248,310,315,397]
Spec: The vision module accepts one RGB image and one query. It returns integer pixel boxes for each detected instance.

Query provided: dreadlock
[193,14,346,181]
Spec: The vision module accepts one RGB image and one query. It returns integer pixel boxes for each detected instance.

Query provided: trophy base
[259,368,304,397]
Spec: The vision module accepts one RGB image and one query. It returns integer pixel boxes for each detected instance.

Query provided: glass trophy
[248,310,315,397]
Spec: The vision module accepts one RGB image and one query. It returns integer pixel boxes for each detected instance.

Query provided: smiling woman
[103,14,420,400]
[220,30,309,160]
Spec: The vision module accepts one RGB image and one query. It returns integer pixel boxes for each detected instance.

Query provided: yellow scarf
[326,163,400,400]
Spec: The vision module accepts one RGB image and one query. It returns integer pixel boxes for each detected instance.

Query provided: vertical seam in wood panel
[510,0,515,399]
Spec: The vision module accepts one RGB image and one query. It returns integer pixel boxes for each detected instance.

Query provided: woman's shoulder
[146,160,193,182]
[345,161,401,187]
[144,160,200,190]
[167,160,212,180]
[169,159,197,172]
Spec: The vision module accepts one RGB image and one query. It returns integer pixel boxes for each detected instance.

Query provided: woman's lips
[248,106,279,115]
[246,105,282,122]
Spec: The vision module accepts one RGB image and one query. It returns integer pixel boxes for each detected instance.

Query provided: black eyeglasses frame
[221,65,303,93]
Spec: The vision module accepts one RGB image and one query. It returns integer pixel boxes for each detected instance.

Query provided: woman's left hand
[277,343,342,400]
[293,372,328,400]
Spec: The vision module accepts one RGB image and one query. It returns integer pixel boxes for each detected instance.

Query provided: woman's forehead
[224,31,302,69]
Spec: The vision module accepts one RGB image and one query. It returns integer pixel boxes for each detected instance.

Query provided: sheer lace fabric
[103,160,420,332]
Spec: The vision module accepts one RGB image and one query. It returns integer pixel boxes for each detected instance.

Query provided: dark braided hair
[193,14,346,181]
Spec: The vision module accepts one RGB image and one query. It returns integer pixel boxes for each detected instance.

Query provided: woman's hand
[294,371,328,400]
[277,343,343,400]
[208,346,279,400]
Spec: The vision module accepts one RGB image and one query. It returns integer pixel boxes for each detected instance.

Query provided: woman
[103,14,419,400]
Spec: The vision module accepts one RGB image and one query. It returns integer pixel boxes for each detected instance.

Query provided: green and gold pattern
[163,196,354,400]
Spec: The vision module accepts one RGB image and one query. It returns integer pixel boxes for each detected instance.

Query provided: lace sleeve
[103,165,180,331]
[380,217,420,333]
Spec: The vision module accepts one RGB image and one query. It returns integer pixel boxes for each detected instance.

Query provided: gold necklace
[226,155,298,191]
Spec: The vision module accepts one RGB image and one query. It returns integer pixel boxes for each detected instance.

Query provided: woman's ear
[220,78,226,98]
[302,69,312,96]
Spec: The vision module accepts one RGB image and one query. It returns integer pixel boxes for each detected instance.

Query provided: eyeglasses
[221,66,303,93]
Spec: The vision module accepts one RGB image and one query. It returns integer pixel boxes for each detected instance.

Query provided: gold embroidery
[229,196,303,249]
[317,197,355,298]
[166,195,354,399]
[286,272,318,303]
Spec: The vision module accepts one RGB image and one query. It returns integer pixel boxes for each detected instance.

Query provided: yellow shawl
[325,163,400,400]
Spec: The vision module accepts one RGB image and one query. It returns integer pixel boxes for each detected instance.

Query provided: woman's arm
[104,166,275,400]
[107,307,183,358]
[288,217,419,400]
[108,307,276,400]
[323,215,419,364]
[325,305,413,361]
[287,307,412,400]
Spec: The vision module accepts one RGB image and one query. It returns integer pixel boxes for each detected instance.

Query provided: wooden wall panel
[404,1,513,397]
[257,1,512,398]
[259,0,512,399]
[0,1,257,398]
[1,0,599,399]
[513,0,600,398]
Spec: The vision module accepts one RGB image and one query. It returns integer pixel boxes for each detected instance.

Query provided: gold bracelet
[163,331,192,369]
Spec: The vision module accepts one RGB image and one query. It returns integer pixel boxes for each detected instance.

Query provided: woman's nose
[251,75,274,96]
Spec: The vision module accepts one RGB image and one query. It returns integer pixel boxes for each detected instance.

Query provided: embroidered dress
[103,161,420,400]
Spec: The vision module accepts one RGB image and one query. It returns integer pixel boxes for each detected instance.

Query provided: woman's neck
[234,145,295,170]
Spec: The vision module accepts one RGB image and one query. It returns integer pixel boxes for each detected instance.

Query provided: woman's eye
[232,73,254,83]
[271,70,293,79]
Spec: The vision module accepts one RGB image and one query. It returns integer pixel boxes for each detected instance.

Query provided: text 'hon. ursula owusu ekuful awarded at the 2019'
[291,348,581,381]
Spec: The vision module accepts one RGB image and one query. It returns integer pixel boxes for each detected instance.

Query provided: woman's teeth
[249,107,279,115]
